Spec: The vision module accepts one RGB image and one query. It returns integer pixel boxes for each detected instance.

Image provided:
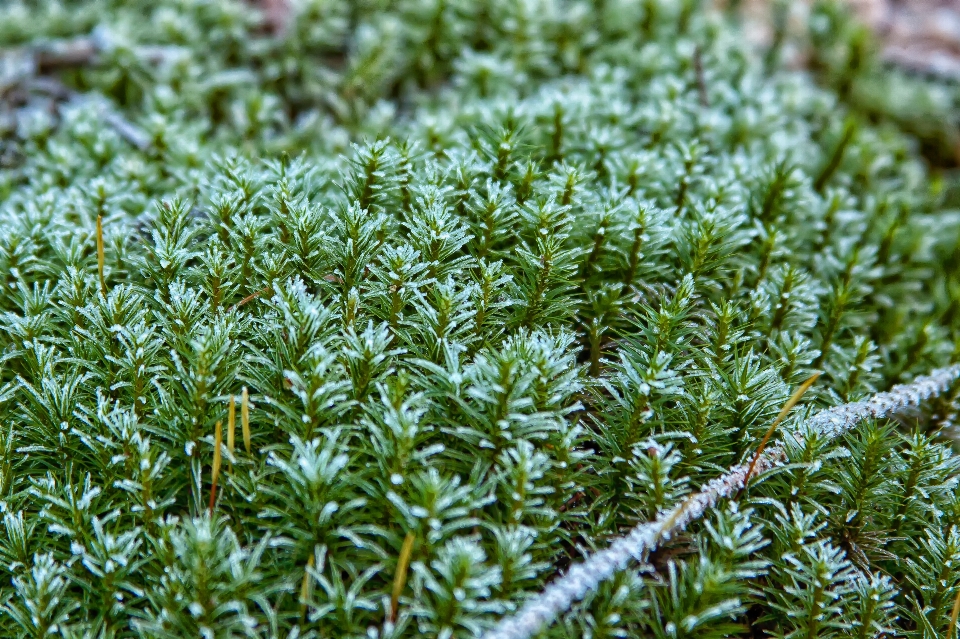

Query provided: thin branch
[693,46,710,107]
[14,76,152,151]
[32,37,100,72]
[482,364,960,639]
[1,33,184,75]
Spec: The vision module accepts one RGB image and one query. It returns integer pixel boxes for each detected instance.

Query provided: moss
[1,1,959,638]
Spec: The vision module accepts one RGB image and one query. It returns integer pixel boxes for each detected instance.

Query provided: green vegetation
[1,1,960,637]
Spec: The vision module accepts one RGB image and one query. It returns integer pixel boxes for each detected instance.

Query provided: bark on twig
[483,364,960,639]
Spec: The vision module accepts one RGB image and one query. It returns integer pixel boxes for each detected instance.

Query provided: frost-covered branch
[484,364,960,639]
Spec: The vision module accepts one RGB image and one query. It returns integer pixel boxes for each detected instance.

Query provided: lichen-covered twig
[28,77,152,151]
[1,34,156,152]
[99,109,151,151]
[805,365,960,438]
[483,364,960,639]
[483,457,776,639]
[1,31,182,90]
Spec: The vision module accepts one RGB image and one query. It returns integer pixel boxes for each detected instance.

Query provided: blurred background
[3,0,960,196]
[736,0,960,169]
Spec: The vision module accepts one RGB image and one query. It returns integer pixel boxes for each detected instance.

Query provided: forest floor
[739,0,960,79]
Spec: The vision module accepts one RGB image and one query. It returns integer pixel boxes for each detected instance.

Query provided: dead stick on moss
[483,364,960,639]
[3,33,183,72]
[27,77,151,151]
[31,37,100,71]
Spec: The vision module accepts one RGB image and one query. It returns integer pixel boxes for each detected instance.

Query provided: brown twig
[11,76,151,151]
[2,33,183,74]
[33,37,100,71]
[1,34,174,152]
[693,46,710,107]
[559,491,586,513]
[23,77,73,99]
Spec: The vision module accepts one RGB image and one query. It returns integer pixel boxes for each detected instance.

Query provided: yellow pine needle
[227,395,236,467]
[745,372,821,484]
[241,387,251,454]
[654,496,692,544]
[300,552,315,622]
[950,587,960,639]
[209,420,222,514]
[96,215,106,297]
[390,532,416,623]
